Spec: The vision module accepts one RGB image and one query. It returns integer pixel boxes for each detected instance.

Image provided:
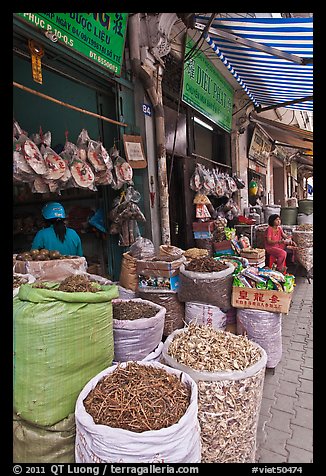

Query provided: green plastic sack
[13,412,75,463]
[13,282,118,426]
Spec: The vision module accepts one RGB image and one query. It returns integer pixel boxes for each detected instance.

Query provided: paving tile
[300,367,313,380]
[259,396,275,417]
[272,394,296,414]
[268,408,293,432]
[298,378,313,394]
[276,380,299,398]
[262,427,291,456]
[256,448,288,463]
[284,359,303,372]
[295,391,313,410]
[288,424,313,452]
[289,342,305,351]
[302,357,313,368]
[281,369,301,384]
[286,349,304,361]
[292,406,313,430]
[286,445,313,463]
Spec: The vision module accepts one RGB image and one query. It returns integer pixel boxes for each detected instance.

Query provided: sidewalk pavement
[255,274,313,463]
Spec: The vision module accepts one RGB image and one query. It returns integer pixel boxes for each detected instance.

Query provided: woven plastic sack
[185,302,226,330]
[13,282,118,426]
[237,308,282,368]
[162,328,267,463]
[75,361,201,463]
[112,298,165,361]
[13,273,36,298]
[13,412,75,463]
[178,263,234,310]
[137,289,185,336]
[119,252,138,291]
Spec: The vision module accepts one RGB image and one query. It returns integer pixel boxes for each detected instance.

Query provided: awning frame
[193,16,313,112]
[195,21,312,65]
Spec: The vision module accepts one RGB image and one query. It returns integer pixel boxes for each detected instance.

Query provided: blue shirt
[31,225,83,256]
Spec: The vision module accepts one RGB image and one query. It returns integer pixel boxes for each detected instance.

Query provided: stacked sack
[13,276,118,462]
[135,242,186,338]
[177,255,234,331]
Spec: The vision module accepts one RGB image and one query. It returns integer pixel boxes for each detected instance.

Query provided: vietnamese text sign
[182,35,234,133]
[15,13,128,76]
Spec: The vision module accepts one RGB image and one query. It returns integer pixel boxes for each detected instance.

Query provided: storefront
[162,35,234,249]
[247,125,270,209]
[13,13,148,280]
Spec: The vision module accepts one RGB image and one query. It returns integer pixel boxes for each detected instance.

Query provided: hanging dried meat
[70,160,95,189]
[43,147,66,180]
[21,138,48,175]
[87,140,108,172]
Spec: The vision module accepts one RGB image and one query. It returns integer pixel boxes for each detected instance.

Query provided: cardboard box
[231,286,293,314]
[193,231,213,239]
[214,249,235,257]
[240,248,265,260]
[192,221,214,232]
[13,256,87,282]
[136,257,184,278]
[138,274,179,291]
[214,240,233,251]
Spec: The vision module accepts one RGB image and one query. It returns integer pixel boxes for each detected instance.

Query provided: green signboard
[182,35,234,133]
[15,13,128,76]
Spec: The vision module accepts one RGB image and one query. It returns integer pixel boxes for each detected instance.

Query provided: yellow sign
[28,40,44,84]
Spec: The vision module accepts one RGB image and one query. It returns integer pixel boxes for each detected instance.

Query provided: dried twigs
[83,362,191,432]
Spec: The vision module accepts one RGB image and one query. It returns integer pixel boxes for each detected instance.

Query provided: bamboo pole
[13,81,128,127]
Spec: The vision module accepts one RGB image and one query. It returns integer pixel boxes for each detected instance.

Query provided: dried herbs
[167,323,263,372]
[83,362,191,432]
[32,275,101,293]
[165,324,266,463]
[113,300,157,321]
[185,256,228,273]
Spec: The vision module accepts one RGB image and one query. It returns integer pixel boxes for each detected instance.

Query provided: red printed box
[192,221,214,232]
[231,286,293,314]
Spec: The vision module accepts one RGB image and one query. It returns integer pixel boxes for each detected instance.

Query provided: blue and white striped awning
[194,16,313,111]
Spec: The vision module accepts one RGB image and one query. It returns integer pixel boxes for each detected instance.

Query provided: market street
[255,274,313,463]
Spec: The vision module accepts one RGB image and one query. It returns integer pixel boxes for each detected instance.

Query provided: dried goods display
[113,300,157,321]
[13,121,131,194]
[33,275,102,293]
[185,256,228,273]
[292,225,313,274]
[75,361,201,463]
[15,249,80,261]
[83,362,191,432]
[13,274,29,288]
[112,298,165,362]
[162,324,267,463]
[137,289,185,337]
[108,186,146,246]
[167,324,262,372]
[178,261,234,310]
[184,248,209,260]
[13,281,118,427]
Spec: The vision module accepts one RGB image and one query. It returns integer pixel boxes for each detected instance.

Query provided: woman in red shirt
[265,214,296,273]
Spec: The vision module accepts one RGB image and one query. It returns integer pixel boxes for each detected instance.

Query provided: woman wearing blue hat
[31,202,83,256]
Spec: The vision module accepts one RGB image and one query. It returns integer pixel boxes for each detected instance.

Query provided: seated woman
[265,214,297,273]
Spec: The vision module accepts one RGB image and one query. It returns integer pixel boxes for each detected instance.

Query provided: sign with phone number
[15,13,128,76]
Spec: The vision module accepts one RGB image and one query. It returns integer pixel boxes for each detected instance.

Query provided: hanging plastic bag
[76,129,91,162]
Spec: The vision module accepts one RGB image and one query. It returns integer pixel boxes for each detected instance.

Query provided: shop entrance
[13,53,124,279]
